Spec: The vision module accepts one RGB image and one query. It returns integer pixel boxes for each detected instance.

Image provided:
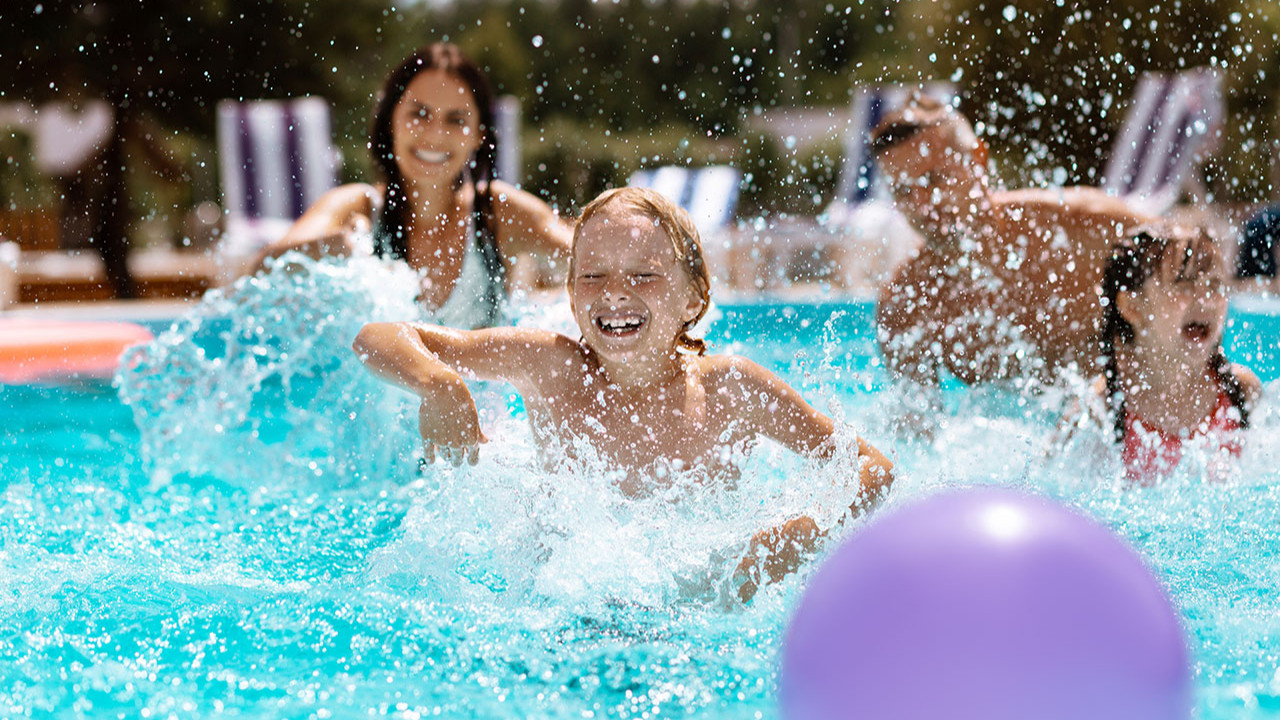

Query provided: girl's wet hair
[571,187,712,355]
[1098,222,1247,440]
[369,43,497,260]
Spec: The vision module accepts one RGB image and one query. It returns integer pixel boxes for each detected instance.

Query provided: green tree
[0,0,398,295]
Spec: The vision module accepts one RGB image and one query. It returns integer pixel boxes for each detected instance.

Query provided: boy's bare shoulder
[468,325,584,359]
[694,353,779,392]
[504,327,592,379]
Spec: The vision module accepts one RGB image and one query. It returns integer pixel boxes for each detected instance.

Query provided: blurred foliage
[891,0,1280,200]
[0,132,56,207]
[3,0,1280,225]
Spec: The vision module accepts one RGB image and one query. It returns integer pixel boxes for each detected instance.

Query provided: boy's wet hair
[1098,222,1248,439]
[369,43,497,261]
[571,186,712,355]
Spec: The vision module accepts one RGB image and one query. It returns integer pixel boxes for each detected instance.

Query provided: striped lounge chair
[215,97,339,280]
[1101,68,1223,214]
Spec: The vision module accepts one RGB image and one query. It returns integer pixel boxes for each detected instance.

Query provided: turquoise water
[3,262,1280,718]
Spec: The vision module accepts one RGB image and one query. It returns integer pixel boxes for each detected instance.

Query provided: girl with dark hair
[261,43,571,328]
[1082,222,1262,482]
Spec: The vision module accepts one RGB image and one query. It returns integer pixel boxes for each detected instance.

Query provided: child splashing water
[1083,223,1263,483]
[353,187,894,601]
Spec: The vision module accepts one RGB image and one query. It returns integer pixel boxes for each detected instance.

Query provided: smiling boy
[353,186,893,599]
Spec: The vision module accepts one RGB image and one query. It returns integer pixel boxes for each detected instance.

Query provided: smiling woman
[257,43,572,329]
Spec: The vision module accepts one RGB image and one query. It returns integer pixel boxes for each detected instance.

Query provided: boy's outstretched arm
[352,322,558,466]
[723,356,896,603]
[721,356,895,504]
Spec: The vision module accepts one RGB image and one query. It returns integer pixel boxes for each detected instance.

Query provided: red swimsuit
[1121,389,1242,483]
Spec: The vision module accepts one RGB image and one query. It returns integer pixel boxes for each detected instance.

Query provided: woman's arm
[253,184,380,269]
[488,180,573,267]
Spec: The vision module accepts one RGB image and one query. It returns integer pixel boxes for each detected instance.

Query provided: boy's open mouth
[595,313,646,337]
[1182,321,1212,343]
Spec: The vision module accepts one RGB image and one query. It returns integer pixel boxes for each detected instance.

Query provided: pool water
[3,261,1280,719]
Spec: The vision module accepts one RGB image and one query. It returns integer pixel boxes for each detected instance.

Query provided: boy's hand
[735,515,823,603]
[418,388,488,467]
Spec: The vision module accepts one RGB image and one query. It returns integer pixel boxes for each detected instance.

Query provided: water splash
[116,254,427,488]
[7,292,1278,718]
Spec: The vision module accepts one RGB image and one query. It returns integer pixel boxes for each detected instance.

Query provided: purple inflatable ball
[780,487,1190,720]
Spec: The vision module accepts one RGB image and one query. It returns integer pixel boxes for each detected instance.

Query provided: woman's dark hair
[369,43,498,261]
[1098,223,1248,441]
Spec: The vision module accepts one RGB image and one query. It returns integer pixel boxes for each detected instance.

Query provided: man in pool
[871,96,1155,386]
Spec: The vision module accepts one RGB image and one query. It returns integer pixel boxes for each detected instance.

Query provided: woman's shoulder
[483,179,573,258]
[306,182,382,218]
[485,180,559,222]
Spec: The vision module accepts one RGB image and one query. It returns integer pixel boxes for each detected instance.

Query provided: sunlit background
[5,0,1279,265]
[5,3,1280,719]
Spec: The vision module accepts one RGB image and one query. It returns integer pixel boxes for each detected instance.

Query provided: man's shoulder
[996,186,1129,212]
[995,186,1152,230]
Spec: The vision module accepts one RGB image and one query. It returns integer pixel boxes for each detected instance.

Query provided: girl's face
[1119,237,1228,364]
[391,69,482,186]
[570,205,705,364]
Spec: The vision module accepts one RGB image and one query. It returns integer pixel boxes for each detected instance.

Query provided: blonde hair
[571,186,711,355]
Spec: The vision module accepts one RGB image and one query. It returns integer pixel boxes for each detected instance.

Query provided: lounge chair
[493,95,523,184]
[1101,68,1223,214]
[215,97,339,281]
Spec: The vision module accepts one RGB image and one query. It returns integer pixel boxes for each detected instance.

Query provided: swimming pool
[3,277,1279,718]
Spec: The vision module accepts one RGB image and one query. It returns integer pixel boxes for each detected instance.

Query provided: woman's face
[391,69,482,187]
